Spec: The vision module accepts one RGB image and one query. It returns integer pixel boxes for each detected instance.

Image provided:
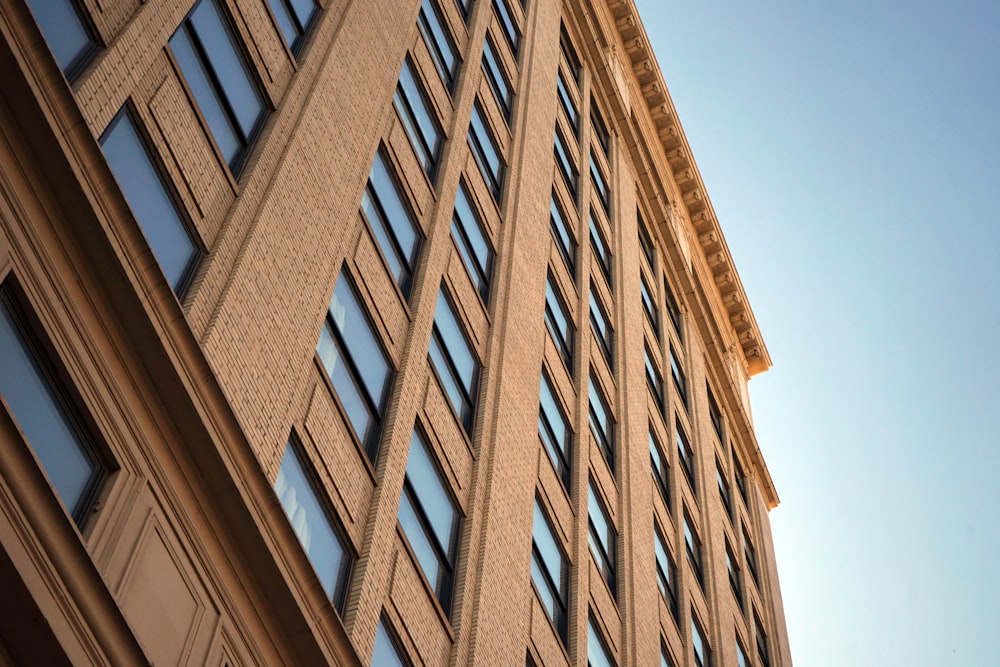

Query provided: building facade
[0,0,791,665]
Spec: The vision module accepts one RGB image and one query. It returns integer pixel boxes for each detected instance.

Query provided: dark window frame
[683,508,704,589]
[266,0,320,55]
[755,610,771,667]
[428,287,481,435]
[538,368,572,490]
[726,538,743,604]
[26,0,99,81]
[743,527,760,588]
[644,344,664,413]
[707,384,723,441]
[556,67,579,134]
[492,0,520,57]
[468,99,506,202]
[544,272,575,370]
[590,212,612,287]
[588,373,614,471]
[676,422,696,493]
[654,522,679,623]
[482,32,514,121]
[669,344,687,408]
[587,613,616,667]
[638,212,656,268]
[451,179,494,302]
[640,272,659,338]
[550,193,577,279]
[692,610,712,667]
[587,478,617,599]
[649,428,670,509]
[589,284,614,370]
[717,460,733,518]
[591,100,610,157]
[559,25,582,84]
[395,55,445,180]
[419,0,461,92]
[531,496,569,643]
[554,126,578,198]
[372,614,413,666]
[590,151,610,214]
[664,273,683,338]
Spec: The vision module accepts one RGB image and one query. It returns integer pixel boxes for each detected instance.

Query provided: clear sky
[634,1,1000,665]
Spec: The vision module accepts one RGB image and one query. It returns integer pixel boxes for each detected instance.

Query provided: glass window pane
[100,109,198,292]
[483,35,512,118]
[331,278,391,404]
[554,128,577,195]
[550,195,576,274]
[372,619,408,667]
[420,0,459,89]
[452,182,493,300]
[433,291,477,390]
[318,322,374,442]
[405,431,456,553]
[0,293,100,522]
[268,0,299,49]
[590,214,611,285]
[26,0,95,77]
[469,102,504,199]
[398,490,442,586]
[587,616,614,667]
[396,58,442,176]
[365,150,421,296]
[493,0,520,54]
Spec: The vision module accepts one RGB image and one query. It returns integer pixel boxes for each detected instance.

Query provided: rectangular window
[588,479,616,598]
[591,102,610,157]
[0,285,105,525]
[736,636,750,667]
[726,539,742,603]
[554,127,578,197]
[100,106,200,294]
[717,461,733,517]
[550,194,577,278]
[267,0,319,55]
[419,0,460,91]
[274,439,351,606]
[482,34,513,120]
[640,273,659,337]
[661,646,676,667]
[588,374,614,470]
[556,69,579,133]
[707,384,723,441]
[590,153,610,214]
[684,509,704,589]
[638,213,655,267]
[452,180,494,301]
[590,213,612,286]
[654,523,679,623]
[743,528,760,587]
[317,271,394,461]
[468,100,505,201]
[587,615,615,667]
[649,428,670,508]
[26,0,97,80]
[560,25,581,84]
[589,285,613,369]
[363,149,422,298]
[676,423,696,492]
[669,345,687,408]
[692,612,712,667]
[755,612,771,667]
[372,616,410,666]
[170,0,268,176]
[398,428,460,614]
[664,274,683,338]
[493,0,520,56]
[454,0,472,22]
[644,345,664,413]
[395,56,444,179]
[532,498,568,643]
[734,454,749,506]
[544,273,574,370]
[538,369,571,489]
[428,288,480,434]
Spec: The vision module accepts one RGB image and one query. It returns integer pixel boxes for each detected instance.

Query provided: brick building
[0,0,791,664]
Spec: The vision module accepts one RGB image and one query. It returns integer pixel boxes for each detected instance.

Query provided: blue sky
[634,1,1000,665]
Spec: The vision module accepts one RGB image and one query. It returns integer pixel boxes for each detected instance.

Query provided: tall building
[0,0,790,664]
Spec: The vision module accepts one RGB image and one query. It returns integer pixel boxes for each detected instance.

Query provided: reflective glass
[483,35,513,119]
[27,0,95,78]
[420,0,459,89]
[452,181,493,300]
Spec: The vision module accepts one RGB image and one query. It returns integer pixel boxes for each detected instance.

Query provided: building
[0,0,791,664]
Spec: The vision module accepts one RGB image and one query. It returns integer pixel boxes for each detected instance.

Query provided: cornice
[603,0,772,378]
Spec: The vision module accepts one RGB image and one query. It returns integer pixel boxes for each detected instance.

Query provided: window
[557,69,579,133]
[398,428,460,614]
[554,127,578,197]
[274,439,351,606]
[544,273,574,369]
[743,528,760,587]
[755,612,771,667]
[428,288,480,434]
[363,149,422,298]
[100,107,200,293]
[588,374,614,470]
[550,194,577,277]
[591,102,610,157]
[664,274,682,338]
[654,523,678,622]
[661,645,676,667]
[419,0,460,91]
[649,428,670,508]
[26,0,96,79]
[395,56,444,178]
[0,285,105,525]
[726,539,742,603]
[734,454,749,506]
[683,509,703,589]
[538,369,571,489]
[170,0,267,176]
[532,498,568,642]
[590,213,612,286]
[589,285,613,368]
[317,271,393,460]
[669,345,687,408]
[559,25,581,84]
[736,635,750,667]
[638,213,655,267]
[707,385,723,441]
[644,345,664,413]
[676,423,696,492]
[717,461,733,517]
[640,273,658,337]
[587,615,615,667]
[590,153,610,214]
[372,616,410,666]
[588,479,616,598]
[468,100,505,201]
[267,0,319,54]
[452,180,494,301]
[454,0,472,22]
[692,612,712,667]
[482,34,513,120]
[493,0,520,55]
